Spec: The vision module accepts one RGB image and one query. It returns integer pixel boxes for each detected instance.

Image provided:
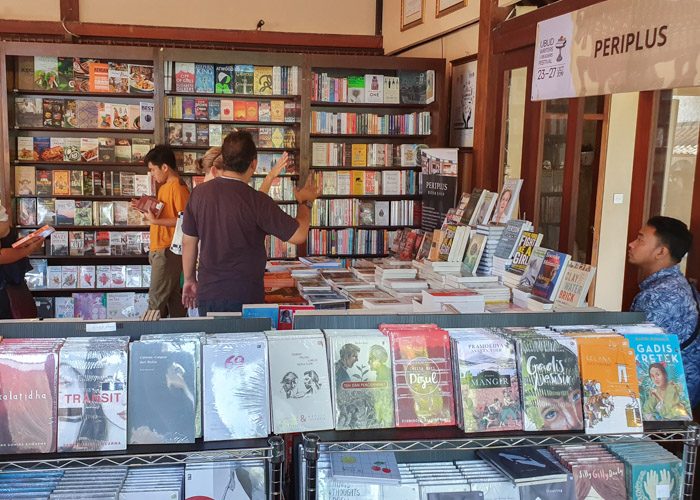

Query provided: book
[17,198,36,226]
[451,330,523,432]
[478,447,569,484]
[462,233,487,275]
[510,231,544,274]
[57,338,129,451]
[108,62,129,93]
[54,296,74,318]
[253,66,273,95]
[494,219,530,260]
[576,335,643,434]
[234,64,255,94]
[329,451,401,485]
[215,64,234,94]
[128,339,197,444]
[79,265,96,288]
[80,137,99,162]
[383,76,400,104]
[398,70,427,104]
[74,292,107,319]
[12,225,55,249]
[194,63,215,93]
[384,325,455,427]
[553,262,596,309]
[327,330,395,430]
[52,170,70,195]
[129,64,155,93]
[34,56,59,90]
[491,178,524,224]
[266,330,334,433]
[515,333,583,431]
[531,249,571,301]
[364,74,384,103]
[242,303,280,329]
[347,75,366,103]
[14,97,42,127]
[623,333,692,421]
[88,61,110,92]
[139,101,155,130]
[174,62,196,93]
[55,200,75,225]
[202,334,271,440]
[37,199,56,225]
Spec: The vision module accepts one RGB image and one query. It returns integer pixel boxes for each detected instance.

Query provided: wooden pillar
[473,0,510,192]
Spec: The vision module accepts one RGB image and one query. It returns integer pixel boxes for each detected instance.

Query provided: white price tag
[86,322,117,333]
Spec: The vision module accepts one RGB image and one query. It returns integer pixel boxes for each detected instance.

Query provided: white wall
[0,0,59,21]
[593,92,639,311]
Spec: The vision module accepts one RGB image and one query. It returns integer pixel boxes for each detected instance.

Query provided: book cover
[510,231,544,274]
[220,99,234,120]
[95,231,111,256]
[553,262,596,309]
[88,62,110,92]
[74,292,107,319]
[253,66,273,95]
[55,199,75,225]
[398,70,427,104]
[79,265,96,288]
[54,296,74,318]
[17,198,36,226]
[267,332,334,433]
[108,62,129,93]
[329,451,401,484]
[0,346,58,453]
[494,219,529,260]
[258,100,271,122]
[624,333,692,421]
[383,76,400,104]
[388,327,455,427]
[491,178,524,224]
[531,250,571,301]
[62,99,77,128]
[182,98,195,120]
[115,138,132,162]
[17,136,35,161]
[33,56,58,90]
[83,230,96,256]
[270,100,285,122]
[196,123,209,146]
[462,233,487,275]
[15,165,36,196]
[234,64,255,94]
[182,123,197,146]
[57,339,128,451]
[208,99,222,120]
[364,74,384,103]
[139,101,155,130]
[14,97,42,127]
[68,169,82,195]
[128,64,155,93]
[516,333,584,431]
[128,340,197,444]
[328,331,395,430]
[184,461,267,500]
[194,63,215,94]
[215,64,234,94]
[453,333,523,432]
[16,56,35,90]
[174,62,196,93]
[36,199,56,226]
[246,101,259,121]
[477,447,567,483]
[577,336,643,434]
[202,336,271,440]
[194,98,208,120]
[69,231,84,256]
[347,75,365,103]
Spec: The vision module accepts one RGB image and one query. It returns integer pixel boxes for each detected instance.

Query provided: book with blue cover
[623,333,692,421]
[242,303,280,329]
[531,249,570,301]
[194,63,215,93]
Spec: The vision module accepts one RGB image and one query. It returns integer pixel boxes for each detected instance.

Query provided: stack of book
[374,260,418,287]
[474,223,505,276]
[419,289,485,313]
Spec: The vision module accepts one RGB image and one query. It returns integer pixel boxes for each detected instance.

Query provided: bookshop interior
[0,0,700,498]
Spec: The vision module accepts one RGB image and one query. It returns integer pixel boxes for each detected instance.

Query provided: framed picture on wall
[436,0,466,18]
[449,55,477,148]
[401,0,424,31]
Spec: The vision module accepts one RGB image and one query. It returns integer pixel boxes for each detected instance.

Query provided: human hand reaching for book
[294,176,320,203]
[269,152,290,179]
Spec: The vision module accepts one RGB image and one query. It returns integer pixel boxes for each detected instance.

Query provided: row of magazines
[0,322,690,455]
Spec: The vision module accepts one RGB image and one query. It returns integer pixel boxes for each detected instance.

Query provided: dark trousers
[197,299,244,317]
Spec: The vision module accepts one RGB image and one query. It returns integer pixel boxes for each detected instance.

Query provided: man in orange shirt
[143,145,190,317]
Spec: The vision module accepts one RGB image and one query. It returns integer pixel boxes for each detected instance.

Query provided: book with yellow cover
[253,66,273,95]
[270,100,285,122]
[351,144,367,167]
[352,171,365,195]
[52,170,70,196]
[576,335,643,434]
[245,101,259,122]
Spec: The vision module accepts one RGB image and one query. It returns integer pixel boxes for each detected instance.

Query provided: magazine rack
[298,424,700,500]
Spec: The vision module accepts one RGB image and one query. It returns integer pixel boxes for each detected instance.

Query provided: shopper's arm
[287,177,319,245]
[0,237,44,264]
[259,152,290,195]
[181,234,199,309]
[144,211,178,227]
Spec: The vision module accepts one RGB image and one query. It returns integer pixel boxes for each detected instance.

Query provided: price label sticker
[86,322,117,333]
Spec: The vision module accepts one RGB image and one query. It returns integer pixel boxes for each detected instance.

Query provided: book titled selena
[132,196,164,218]
[531,250,571,301]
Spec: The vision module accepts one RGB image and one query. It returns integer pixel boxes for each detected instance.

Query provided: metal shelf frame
[0,437,286,497]
[300,424,700,500]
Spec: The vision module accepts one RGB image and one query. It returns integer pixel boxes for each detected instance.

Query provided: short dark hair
[647,216,693,263]
[144,145,177,171]
[221,131,257,173]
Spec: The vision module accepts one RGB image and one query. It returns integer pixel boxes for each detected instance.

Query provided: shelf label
[86,322,117,332]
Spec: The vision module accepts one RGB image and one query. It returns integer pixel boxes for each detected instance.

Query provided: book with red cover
[278,304,315,330]
[381,324,455,427]
[133,196,164,217]
[0,340,61,453]
[12,225,55,248]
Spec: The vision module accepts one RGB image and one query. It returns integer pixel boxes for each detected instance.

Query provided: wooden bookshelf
[11,89,154,99]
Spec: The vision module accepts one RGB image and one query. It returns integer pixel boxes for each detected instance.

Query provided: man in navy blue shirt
[628,216,700,407]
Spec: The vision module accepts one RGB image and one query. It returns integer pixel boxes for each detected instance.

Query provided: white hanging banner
[532,0,700,101]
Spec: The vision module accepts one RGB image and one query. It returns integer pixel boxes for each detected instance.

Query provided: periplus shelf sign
[531,0,700,101]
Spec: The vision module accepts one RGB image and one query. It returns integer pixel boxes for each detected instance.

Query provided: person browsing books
[181,131,318,315]
[141,145,190,318]
[198,146,291,191]
[628,216,700,407]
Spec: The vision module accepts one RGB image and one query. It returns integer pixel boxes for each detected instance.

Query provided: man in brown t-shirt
[181,131,318,315]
